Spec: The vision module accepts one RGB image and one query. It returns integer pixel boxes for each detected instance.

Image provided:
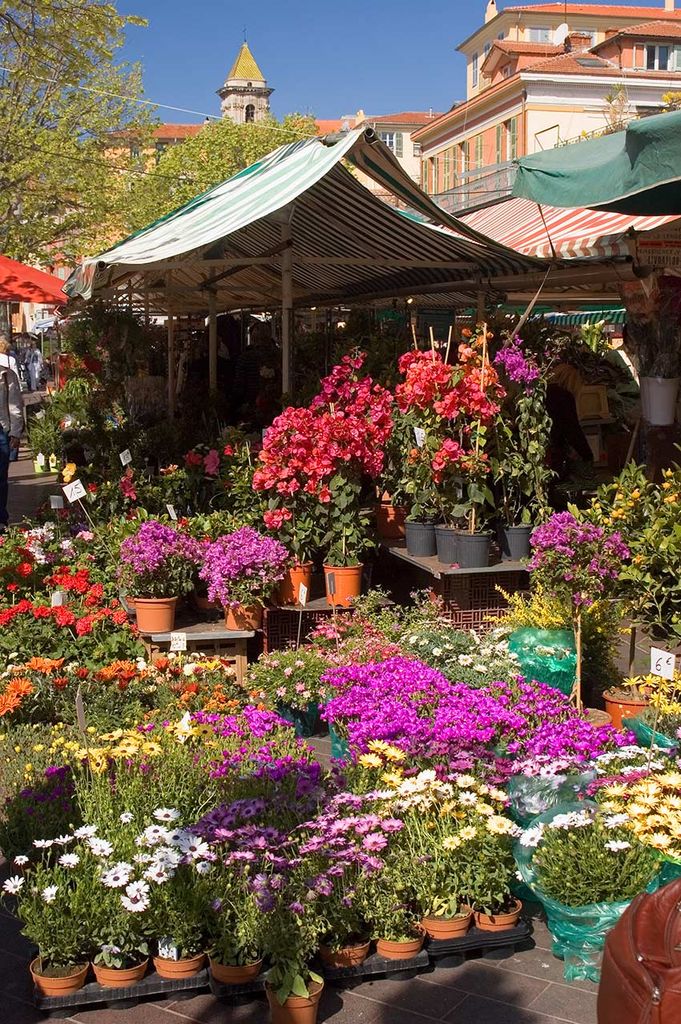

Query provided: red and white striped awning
[459,198,677,260]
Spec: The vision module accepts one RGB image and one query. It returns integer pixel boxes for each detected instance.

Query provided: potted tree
[623,276,681,426]
[200,526,289,629]
[118,520,201,632]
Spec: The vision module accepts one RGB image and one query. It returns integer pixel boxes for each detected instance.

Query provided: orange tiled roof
[505,3,681,17]
[153,124,204,140]
[593,19,681,43]
[362,111,444,124]
[527,48,681,73]
[315,119,347,135]
[489,40,561,55]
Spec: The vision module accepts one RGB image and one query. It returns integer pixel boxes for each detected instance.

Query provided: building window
[483,42,491,58]
[380,131,403,157]
[413,142,422,157]
[245,103,256,122]
[460,141,468,175]
[443,148,452,191]
[427,157,436,193]
[495,123,503,164]
[502,64,512,78]
[528,26,552,43]
[472,51,479,87]
[474,133,483,169]
[498,31,505,40]
[645,44,670,71]
[507,116,519,160]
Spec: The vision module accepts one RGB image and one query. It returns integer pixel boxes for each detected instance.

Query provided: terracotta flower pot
[319,940,371,968]
[323,564,363,608]
[134,596,178,633]
[421,908,473,940]
[278,562,313,605]
[224,604,262,630]
[376,503,407,540]
[375,935,424,960]
[603,690,649,732]
[152,952,206,979]
[92,958,148,988]
[209,957,263,984]
[475,899,523,933]
[584,707,612,728]
[30,958,88,997]
[266,980,324,1024]
[191,590,220,613]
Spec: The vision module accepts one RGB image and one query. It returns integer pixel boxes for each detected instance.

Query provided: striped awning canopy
[65,129,538,314]
[541,308,626,326]
[459,198,677,261]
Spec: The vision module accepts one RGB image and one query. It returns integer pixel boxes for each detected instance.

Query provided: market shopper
[0,334,19,377]
[0,363,23,530]
[26,341,44,391]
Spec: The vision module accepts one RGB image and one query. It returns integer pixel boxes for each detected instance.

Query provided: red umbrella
[0,254,67,305]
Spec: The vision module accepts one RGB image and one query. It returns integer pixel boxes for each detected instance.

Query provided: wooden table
[139,620,254,685]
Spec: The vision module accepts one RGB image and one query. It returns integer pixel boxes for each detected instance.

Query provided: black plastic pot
[435,525,460,565]
[499,525,532,561]
[456,531,493,569]
[405,521,436,557]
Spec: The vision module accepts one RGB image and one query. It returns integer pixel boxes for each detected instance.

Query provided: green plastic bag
[508,628,576,696]
[328,723,349,760]
[622,716,678,751]
[507,772,596,827]
[276,702,319,738]
[514,802,661,983]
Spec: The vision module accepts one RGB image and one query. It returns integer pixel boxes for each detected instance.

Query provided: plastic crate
[440,570,528,630]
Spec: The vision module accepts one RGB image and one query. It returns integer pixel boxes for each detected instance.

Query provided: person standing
[0,334,19,377]
[0,364,23,531]
[26,341,44,391]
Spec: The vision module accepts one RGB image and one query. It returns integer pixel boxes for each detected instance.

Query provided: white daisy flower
[120,812,134,824]
[605,840,631,852]
[603,814,630,829]
[42,885,58,903]
[74,825,98,839]
[52,834,73,846]
[13,855,29,866]
[178,834,210,860]
[101,863,132,889]
[144,863,174,884]
[2,875,24,895]
[88,838,114,857]
[33,839,53,849]
[194,861,212,875]
[120,880,150,913]
[152,808,181,823]
[58,853,80,868]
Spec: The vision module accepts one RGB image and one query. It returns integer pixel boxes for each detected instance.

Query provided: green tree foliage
[0,0,155,261]
[125,114,318,232]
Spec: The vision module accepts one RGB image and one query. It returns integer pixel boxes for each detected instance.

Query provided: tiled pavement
[0,900,598,1024]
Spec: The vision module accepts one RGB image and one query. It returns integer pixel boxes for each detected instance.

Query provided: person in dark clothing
[546,383,594,477]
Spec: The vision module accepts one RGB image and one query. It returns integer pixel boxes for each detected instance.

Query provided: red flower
[17,562,33,577]
[184,451,203,468]
[223,444,234,456]
[6,583,18,593]
[87,483,98,494]
[53,606,76,627]
[75,616,94,636]
[75,667,89,679]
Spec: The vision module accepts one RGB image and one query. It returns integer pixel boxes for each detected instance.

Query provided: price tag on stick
[49,495,64,510]
[169,632,187,652]
[63,479,86,503]
[51,591,65,608]
[119,449,132,466]
[75,685,87,735]
[298,583,308,607]
[326,573,336,597]
[413,427,426,448]
[650,647,676,681]
[166,504,177,521]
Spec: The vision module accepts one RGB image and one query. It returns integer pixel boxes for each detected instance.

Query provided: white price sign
[119,449,132,466]
[413,427,426,448]
[650,647,676,681]
[51,591,65,608]
[169,632,187,652]
[49,495,64,510]
[298,583,308,607]
[62,479,86,503]
[166,504,177,521]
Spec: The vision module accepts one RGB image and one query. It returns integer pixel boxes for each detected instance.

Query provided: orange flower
[6,677,33,698]
[0,692,22,716]
[24,657,65,674]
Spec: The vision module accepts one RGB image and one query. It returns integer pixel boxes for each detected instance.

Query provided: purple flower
[494,339,540,392]
[199,527,289,605]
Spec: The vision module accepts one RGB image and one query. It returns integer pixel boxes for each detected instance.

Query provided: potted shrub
[147,862,207,979]
[200,866,263,985]
[603,675,650,732]
[118,520,201,632]
[248,647,328,737]
[492,337,554,561]
[2,851,91,996]
[200,526,289,629]
[263,496,323,605]
[375,411,414,540]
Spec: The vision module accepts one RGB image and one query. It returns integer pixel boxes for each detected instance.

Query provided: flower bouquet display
[200,526,289,629]
[254,354,393,607]
[118,520,202,632]
[492,336,554,561]
[528,512,629,712]
[516,803,660,981]
[248,647,328,737]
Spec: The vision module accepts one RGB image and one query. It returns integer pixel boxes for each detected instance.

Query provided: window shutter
[395,132,403,158]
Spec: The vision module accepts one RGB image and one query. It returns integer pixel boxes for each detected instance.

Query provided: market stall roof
[512,110,681,215]
[0,254,66,305]
[64,128,539,314]
[458,197,677,261]
[540,308,626,326]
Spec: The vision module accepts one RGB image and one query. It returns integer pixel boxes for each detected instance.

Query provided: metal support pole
[166,274,175,418]
[281,221,292,396]
[208,291,218,393]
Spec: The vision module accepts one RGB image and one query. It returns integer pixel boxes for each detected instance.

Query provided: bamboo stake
[429,325,437,360]
[470,324,488,536]
[574,610,583,712]
[411,323,418,350]
[444,325,453,364]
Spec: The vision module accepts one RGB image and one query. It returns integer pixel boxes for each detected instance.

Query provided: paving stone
[423,959,550,1008]
[163,992,268,1023]
[444,993,565,1023]
[71,1003,184,1024]
[529,982,599,1024]
[484,944,599,994]
[342,976,466,1019]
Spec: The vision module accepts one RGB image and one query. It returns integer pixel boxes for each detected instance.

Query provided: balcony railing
[431,161,516,216]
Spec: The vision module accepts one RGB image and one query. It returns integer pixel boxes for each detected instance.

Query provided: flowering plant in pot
[599,769,681,862]
[199,526,289,629]
[1,841,94,995]
[492,336,553,560]
[118,520,201,632]
[248,647,328,737]
[262,496,323,604]
[528,512,630,712]
[198,862,263,984]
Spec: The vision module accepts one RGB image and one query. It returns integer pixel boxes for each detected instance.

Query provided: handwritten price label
[169,632,187,652]
[51,591,65,608]
[413,427,426,448]
[650,647,676,681]
[166,504,177,521]
[298,583,308,607]
[119,449,132,466]
[62,479,86,503]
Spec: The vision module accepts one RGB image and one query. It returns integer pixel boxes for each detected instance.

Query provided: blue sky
[118,0,666,123]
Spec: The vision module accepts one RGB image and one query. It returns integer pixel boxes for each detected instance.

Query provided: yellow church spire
[227,41,265,82]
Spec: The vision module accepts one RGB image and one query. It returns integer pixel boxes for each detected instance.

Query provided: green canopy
[512,110,681,215]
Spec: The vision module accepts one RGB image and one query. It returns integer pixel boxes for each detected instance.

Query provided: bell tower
[218,41,273,123]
